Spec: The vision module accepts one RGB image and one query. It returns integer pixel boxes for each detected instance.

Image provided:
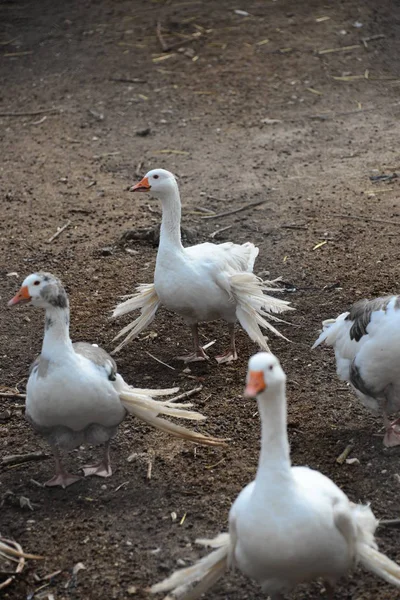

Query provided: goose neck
[158,183,184,251]
[41,305,73,358]
[255,383,292,485]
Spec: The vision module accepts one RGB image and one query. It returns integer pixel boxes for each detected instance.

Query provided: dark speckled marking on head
[39,273,69,309]
[346,296,395,342]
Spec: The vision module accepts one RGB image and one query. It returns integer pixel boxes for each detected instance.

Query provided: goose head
[130,168,177,197]
[244,352,286,397]
[8,272,68,310]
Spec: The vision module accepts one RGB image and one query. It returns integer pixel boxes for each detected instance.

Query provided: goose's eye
[269,365,274,371]
[153,174,159,180]
[33,281,40,286]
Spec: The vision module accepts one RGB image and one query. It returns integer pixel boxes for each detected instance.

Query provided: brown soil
[1,0,400,598]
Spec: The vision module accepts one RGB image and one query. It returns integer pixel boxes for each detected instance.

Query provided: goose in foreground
[312,296,400,447]
[8,273,226,488]
[151,352,400,599]
[112,168,293,362]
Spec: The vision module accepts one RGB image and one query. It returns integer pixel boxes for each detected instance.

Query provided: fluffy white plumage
[9,273,226,488]
[112,168,293,362]
[151,352,400,599]
[313,295,400,445]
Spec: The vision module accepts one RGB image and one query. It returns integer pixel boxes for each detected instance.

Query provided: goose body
[112,168,293,362]
[155,240,257,324]
[9,272,226,487]
[313,295,400,445]
[27,344,126,448]
[151,352,400,599]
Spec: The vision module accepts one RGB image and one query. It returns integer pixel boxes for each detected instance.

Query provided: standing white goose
[8,272,225,488]
[112,168,293,362]
[312,296,400,446]
[151,352,400,599]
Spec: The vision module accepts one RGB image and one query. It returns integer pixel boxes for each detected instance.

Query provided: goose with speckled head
[8,272,227,488]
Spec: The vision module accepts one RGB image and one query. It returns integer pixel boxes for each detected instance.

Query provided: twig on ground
[114,481,129,492]
[145,351,176,370]
[110,77,147,84]
[31,116,47,125]
[202,340,216,350]
[170,386,203,403]
[328,213,400,227]
[201,200,267,220]
[147,449,155,480]
[1,452,50,467]
[361,34,386,48]
[0,108,60,117]
[281,224,309,230]
[336,443,354,464]
[0,390,26,399]
[205,458,225,470]
[156,20,169,51]
[209,225,233,238]
[47,220,71,243]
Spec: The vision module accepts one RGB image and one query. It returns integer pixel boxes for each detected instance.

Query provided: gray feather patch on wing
[346,296,395,342]
[349,360,377,397]
[73,342,117,381]
[29,355,50,379]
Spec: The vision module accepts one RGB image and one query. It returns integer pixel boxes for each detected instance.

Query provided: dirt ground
[1,0,400,598]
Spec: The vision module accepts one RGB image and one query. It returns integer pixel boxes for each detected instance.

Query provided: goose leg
[45,448,82,488]
[177,325,209,363]
[82,440,113,477]
[216,323,238,364]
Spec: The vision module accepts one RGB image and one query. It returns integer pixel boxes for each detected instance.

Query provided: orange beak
[129,176,151,193]
[8,285,31,306]
[244,370,266,397]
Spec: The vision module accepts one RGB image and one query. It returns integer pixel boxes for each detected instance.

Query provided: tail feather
[116,378,227,447]
[120,389,206,421]
[151,534,230,599]
[354,504,400,588]
[358,545,400,588]
[230,273,293,350]
[311,313,350,350]
[129,405,227,447]
[111,283,160,354]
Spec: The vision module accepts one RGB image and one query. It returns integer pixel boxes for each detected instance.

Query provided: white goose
[8,272,225,488]
[151,352,400,599]
[112,168,293,362]
[313,296,400,447]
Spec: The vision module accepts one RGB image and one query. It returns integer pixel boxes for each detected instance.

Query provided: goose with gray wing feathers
[8,273,226,488]
[313,295,400,446]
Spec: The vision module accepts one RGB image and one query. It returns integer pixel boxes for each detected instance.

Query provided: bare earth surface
[1,0,400,598]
